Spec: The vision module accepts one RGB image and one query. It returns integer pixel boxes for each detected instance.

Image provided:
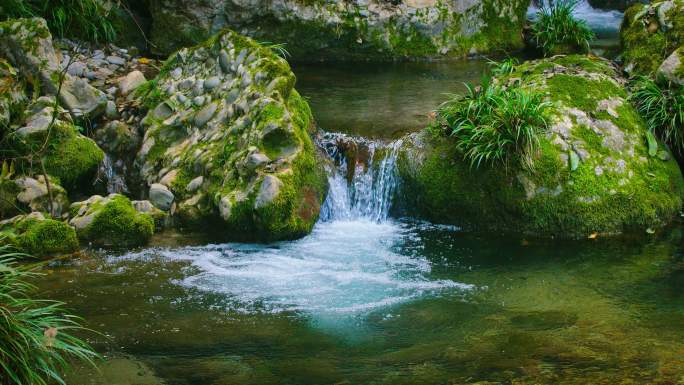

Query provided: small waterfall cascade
[317,133,402,223]
[527,0,624,33]
[100,154,128,194]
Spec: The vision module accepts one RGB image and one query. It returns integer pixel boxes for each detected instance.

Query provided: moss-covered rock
[0,18,106,119]
[69,194,154,248]
[657,46,684,85]
[147,0,530,60]
[6,96,104,191]
[0,212,78,257]
[398,55,684,238]
[136,29,327,241]
[620,0,684,75]
[0,175,70,219]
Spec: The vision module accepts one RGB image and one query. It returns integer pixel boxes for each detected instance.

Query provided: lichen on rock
[147,0,530,60]
[398,55,684,238]
[620,0,684,75]
[69,194,155,248]
[136,29,327,241]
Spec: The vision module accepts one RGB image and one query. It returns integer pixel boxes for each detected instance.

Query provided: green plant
[531,0,595,56]
[488,57,519,76]
[0,244,98,384]
[630,77,684,152]
[434,79,552,169]
[0,0,118,43]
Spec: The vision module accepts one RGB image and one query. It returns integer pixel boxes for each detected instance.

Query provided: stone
[147,1,530,60]
[60,76,107,118]
[118,70,147,96]
[105,100,119,119]
[106,55,126,66]
[397,55,684,238]
[136,30,327,241]
[68,194,154,247]
[149,183,174,211]
[0,212,78,256]
[657,46,684,85]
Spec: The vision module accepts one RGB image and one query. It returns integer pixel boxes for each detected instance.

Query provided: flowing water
[36,10,684,383]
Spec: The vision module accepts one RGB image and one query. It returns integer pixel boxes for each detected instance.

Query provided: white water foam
[114,137,471,322]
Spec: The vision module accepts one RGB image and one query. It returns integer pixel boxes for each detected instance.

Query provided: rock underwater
[146,0,530,60]
[398,55,684,238]
[136,29,328,241]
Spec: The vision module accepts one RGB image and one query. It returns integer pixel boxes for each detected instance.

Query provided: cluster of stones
[137,30,327,240]
[146,0,530,59]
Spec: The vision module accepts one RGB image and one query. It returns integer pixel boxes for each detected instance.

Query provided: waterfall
[527,0,624,33]
[100,154,128,194]
[317,133,402,223]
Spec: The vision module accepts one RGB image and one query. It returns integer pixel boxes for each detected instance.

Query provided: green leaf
[569,150,580,171]
[646,130,658,157]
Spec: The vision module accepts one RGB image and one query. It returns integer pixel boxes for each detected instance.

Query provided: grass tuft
[432,77,552,170]
[630,77,684,152]
[0,242,98,385]
[531,0,595,56]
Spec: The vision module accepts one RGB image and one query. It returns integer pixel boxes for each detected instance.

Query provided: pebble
[204,76,221,90]
[106,55,126,66]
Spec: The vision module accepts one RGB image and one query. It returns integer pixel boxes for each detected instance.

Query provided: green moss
[0,216,78,257]
[547,75,624,111]
[80,195,154,248]
[43,134,104,190]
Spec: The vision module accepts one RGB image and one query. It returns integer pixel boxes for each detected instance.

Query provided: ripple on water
[114,220,473,320]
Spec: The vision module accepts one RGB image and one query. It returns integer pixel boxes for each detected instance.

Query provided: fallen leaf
[44,327,58,347]
[588,232,598,239]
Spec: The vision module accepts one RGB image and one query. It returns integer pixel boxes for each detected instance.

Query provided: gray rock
[153,102,174,119]
[66,61,86,77]
[657,47,684,86]
[106,55,126,66]
[186,176,204,192]
[149,183,175,211]
[60,76,107,119]
[254,175,283,209]
[204,76,221,90]
[194,102,217,127]
[118,70,147,96]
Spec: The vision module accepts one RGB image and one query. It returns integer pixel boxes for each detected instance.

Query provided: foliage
[488,57,519,77]
[433,79,552,170]
[531,0,595,56]
[630,77,684,152]
[0,0,117,42]
[0,244,98,385]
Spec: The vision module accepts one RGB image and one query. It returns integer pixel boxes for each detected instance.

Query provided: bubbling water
[527,0,624,34]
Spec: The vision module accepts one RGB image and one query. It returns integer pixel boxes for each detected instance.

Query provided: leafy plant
[0,0,118,43]
[0,244,98,385]
[434,79,552,170]
[260,41,291,59]
[531,0,595,56]
[488,57,519,77]
[630,77,684,152]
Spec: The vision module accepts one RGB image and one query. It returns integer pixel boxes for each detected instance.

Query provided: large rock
[69,194,155,247]
[147,0,530,60]
[0,212,79,257]
[0,18,106,119]
[620,0,684,75]
[7,97,104,191]
[136,29,327,241]
[398,55,684,238]
[657,46,684,85]
[0,175,71,218]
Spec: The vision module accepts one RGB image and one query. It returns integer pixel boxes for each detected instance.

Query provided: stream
[36,3,684,384]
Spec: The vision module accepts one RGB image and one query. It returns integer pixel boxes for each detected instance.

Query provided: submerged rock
[136,29,327,241]
[147,0,530,60]
[69,194,155,247]
[398,55,684,238]
[620,0,684,75]
[0,212,78,256]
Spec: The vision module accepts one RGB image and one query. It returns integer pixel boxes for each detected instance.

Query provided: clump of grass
[433,79,552,170]
[0,0,117,43]
[630,77,684,152]
[531,0,595,56]
[488,57,519,77]
[0,244,98,385]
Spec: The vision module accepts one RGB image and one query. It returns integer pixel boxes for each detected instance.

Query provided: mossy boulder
[136,29,327,241]
[6,96,104,191]
[620,0,684,75]
[147,0,530,60]
[657,46,684,85]
[0,212,79,257]
[68,194,155,248]
[398,55,684,238]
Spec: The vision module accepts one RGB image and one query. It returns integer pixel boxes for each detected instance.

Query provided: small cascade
[100,154,129,194]
[527,0,624,33]
[317,133,402,223]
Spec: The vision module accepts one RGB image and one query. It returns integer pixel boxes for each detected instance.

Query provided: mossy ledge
[398,55,684,238]
[136,29,327,242]
[0,212,79,257]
